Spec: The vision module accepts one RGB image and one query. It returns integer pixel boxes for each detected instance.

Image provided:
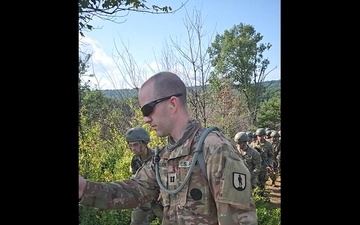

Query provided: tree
[256,89,281,129]
[107,7,215,126]
[151,7,215,127]
[79,0,188,37]
[207,23,277,126]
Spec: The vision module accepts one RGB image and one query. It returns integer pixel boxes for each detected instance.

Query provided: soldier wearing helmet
[250,128,275,194]
[269,130,281,186]
[252,132,257,143]
[125,127,163,225]
[234,132,262,190]
[265,130,272,140]
[245,131,254,145]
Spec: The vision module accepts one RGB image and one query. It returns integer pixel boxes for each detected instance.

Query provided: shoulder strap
[198,150,207,180]
[196,126,220,181]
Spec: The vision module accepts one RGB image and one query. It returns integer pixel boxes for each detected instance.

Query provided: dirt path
[265,175,281,209]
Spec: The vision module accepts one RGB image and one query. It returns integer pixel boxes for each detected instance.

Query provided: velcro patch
[233,172,246,191]
[179,161,191,167]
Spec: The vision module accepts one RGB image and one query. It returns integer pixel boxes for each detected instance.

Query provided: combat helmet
[246,131,253,139]
[266,130,272,137]
[270,130,280,137]
[234,132,249,143]
[125,127,150,143]
[255,128,266,136]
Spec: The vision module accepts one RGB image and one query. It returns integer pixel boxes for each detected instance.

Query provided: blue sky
[79,0,280,90]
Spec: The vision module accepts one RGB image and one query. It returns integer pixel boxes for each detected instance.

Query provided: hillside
[101,80,281,99]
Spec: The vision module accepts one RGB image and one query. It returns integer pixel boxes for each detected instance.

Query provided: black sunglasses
[141,93,183,117]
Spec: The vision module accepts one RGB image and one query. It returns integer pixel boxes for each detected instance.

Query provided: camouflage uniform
[79,119,258,225]
[269,133,281,185]
[250,138,274,190]
[130,148,163,225]
[246,131,255,146]
[234,132,261,189]
[239,145,262,189]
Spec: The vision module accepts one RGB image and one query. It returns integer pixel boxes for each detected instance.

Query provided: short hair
[142,71,187,105]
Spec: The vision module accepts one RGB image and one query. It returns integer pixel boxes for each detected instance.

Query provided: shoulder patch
[233,172,246,191]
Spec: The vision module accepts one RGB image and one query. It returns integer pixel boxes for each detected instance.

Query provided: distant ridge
[101,79,280,99]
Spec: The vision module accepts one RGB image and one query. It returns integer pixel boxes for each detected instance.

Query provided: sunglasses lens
[141,94,182,117]
[141,104,153,117]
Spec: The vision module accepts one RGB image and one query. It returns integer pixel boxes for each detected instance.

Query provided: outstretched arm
[78,162,160,210]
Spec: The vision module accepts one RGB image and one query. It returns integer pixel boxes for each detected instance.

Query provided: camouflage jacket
[80,123,258,225]
[270,140,281,159]
[130,147,155,176]
[239,145,262,179]
[250,139,274,169]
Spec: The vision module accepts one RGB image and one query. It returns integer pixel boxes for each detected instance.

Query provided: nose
[143,116,152,123]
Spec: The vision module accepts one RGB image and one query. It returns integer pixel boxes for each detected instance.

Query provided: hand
[79,174,87,200]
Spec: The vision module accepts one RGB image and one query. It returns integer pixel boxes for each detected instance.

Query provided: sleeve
[253,150,262,175]
[204,133,258,224]
[267,142,275,166]
[79,160,160,210]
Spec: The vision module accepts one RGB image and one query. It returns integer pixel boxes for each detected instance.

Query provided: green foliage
[256,90,281,129]
[257,207,281,225]
[150,217,161,225]
[207,23,274,125]
[252,188,281,225]
[79,87,169,224]
[79,206,132,225]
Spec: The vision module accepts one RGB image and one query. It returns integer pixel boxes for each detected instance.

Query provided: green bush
[257,207,281,225]
[79,206,132,225]
[253,188,281,225]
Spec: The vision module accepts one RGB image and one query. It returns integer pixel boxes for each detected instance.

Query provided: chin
[156,131,166,137]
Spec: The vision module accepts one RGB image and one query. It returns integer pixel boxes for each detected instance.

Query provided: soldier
[246,131,255,145]
[252,132,257,143]
[125,127,163,225]
[234,132,262,189]
[250,128,274,194]
[79,71,258,225]
[265,130,272,140]
[268,130,281,185]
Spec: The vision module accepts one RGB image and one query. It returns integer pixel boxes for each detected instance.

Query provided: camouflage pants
[258,170,269,189]
[269,167,279,185]
[130,201,163,225]
[251,173,259,189]
[269,161,280,185]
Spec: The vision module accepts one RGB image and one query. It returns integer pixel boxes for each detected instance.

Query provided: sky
[79,0,280,90]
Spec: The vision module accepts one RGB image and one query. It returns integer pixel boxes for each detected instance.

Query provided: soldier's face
[237,142,247,150]
[128,141,145,155]
[257,135,265,141]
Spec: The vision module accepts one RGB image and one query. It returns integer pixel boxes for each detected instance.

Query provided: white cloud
[79,35,160,90]
[78,35,280,90]
[79,36,126,90]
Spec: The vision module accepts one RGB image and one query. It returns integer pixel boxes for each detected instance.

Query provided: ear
[168,96,178,111]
